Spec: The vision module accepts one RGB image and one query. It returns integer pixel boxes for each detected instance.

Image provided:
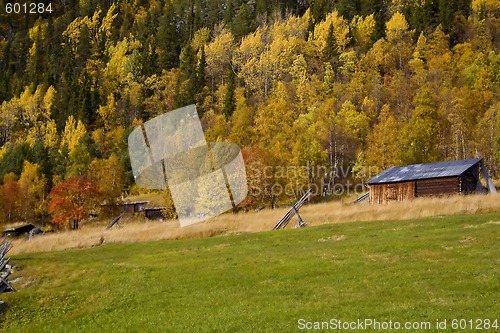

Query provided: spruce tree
[223,68,236,120]
[197,45,207,89]
[224,0,235,26]
[157,1,180,69]
[323,23,337,62]
[230,4,255,39]
[174,43,197,108]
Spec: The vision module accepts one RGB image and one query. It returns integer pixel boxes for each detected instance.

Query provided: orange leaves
[2,176,21,222]
[48,176,100,229]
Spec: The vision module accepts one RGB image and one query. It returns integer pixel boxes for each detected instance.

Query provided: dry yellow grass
[9,193,500,255]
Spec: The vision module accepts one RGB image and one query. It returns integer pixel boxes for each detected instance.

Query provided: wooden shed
[3,224,37,238]
[100,201,149,216]
[367,158,486,204]
[143,207,164,220]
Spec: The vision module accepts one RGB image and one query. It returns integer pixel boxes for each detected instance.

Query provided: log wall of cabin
[415,177,460,197]
[370,176,465,204]
[369,181,415,205]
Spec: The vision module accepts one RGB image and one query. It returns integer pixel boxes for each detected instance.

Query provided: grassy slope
[12,194,500,255]
[1,213,499,332]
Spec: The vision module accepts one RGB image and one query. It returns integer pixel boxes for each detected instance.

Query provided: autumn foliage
[0,0,499,217]
[48,176,100,230]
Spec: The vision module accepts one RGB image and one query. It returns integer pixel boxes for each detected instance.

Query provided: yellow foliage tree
[205,28,235,90]
[253,82,297,205]
[0,85,56,147]
[89,154,124,203]
[311,10,351,56]
[233,28,265,95]
[386,12,410,42]
[18,161,47,221]
[229,88,255,147]
[97,93,119,130]
[60,115,87,154]
[62,11,101,54]
[102,36,142,96]
[351,14,376,52]
[471,0,500,17]
[98,4,118,49]
[385,12,413,70]
[234,14,308,98]
[338,100,370,143]
[92,126,125,159]
[365,104,402,170]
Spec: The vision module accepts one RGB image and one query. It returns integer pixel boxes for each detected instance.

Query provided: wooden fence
[272,189,312,230]
[0,239,15,314]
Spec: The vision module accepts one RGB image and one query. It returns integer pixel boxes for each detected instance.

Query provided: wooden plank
[373,181,415,204]
[0,239,15,297]
[480,160,497,194]
[273,189,312,230]
[106,213,124,230]
[354,192,369,203]
[0,277,15,293]
[0,258,9,272]
[416,177,459,197]
[0,240,12,258]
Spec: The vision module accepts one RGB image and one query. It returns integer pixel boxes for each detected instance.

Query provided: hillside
[0,0,499,228]
[7,193,500,254]
[1,212,499,332]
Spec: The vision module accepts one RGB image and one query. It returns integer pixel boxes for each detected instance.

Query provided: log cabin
[367,158,486,204]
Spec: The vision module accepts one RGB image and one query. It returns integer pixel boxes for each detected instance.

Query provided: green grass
[1,213,499,332]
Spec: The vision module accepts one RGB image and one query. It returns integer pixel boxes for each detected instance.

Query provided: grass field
[9,194,500,255]
[1,212,499,332]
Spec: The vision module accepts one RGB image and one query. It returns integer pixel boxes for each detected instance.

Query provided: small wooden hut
[100,201,149,216]
[367,158,486,204]
[143,207,164,220]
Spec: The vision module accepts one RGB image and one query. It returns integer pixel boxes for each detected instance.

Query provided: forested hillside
[0,0,499,226]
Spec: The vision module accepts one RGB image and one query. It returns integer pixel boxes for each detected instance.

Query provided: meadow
[1,197,499,332]
[9,194,500,255]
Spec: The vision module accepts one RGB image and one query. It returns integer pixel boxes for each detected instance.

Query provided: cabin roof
[367,158,482,185]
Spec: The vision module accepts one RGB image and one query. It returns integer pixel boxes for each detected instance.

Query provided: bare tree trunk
[461,131,466,159]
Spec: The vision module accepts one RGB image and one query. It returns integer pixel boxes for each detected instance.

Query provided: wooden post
[272,189,312,230]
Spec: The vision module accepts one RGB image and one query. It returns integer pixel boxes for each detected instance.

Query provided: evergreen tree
[157,1,181,69]
[31,140,54,188]
[192,0,203,37]
[197,45,207,89]
[323,23,338,62]
[0,143,32,179]
[9,30,31,96]
[26,26,44,87]
[174,43,198,108]
[224,0,235,25]
[0,39,12,102]
[230,3,255,39]
[53,144,69,178]
[78,24,92,69]
[223,69,236,120]
[310,0,334,23]
[372,0,388,41]
[43,18,62,87]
